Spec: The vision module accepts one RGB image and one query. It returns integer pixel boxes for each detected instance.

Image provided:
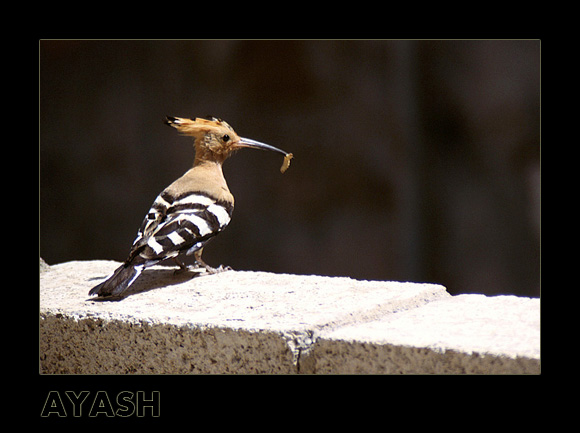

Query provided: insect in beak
[237,137,294,173]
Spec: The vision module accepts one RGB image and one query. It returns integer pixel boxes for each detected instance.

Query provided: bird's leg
[194,249,232,274]
[172,256,205,275]
[172,257,191,275]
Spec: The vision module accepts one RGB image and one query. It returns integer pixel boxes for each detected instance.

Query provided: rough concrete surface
[306,295,540,374]
[39,260,540,374]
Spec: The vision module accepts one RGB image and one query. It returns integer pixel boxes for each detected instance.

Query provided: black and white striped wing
[128,191,233,264]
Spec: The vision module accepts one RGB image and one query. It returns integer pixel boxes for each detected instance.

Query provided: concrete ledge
[39,260,540,374]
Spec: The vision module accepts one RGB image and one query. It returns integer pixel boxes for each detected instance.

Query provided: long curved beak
[238,137,289,155]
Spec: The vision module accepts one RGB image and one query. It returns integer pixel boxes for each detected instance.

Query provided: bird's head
[165,116,292,171]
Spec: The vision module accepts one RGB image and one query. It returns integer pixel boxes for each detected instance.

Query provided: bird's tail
[89,263,143,297]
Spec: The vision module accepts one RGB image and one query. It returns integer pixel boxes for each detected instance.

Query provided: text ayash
[41,391,160,418]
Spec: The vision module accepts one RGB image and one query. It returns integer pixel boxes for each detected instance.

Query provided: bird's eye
[222,134,230,142]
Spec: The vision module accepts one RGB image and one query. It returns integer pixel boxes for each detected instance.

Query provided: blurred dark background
[39,40,540,297]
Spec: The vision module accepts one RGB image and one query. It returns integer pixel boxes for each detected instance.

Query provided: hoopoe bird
[89,116,293,297]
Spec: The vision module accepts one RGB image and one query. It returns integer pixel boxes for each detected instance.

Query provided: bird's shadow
[86,267,207,302]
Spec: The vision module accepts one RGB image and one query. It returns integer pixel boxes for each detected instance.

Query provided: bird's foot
[172,258,232,276]
[173,265,206,276]
[202,264,233,274]
[172,257,205,276]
